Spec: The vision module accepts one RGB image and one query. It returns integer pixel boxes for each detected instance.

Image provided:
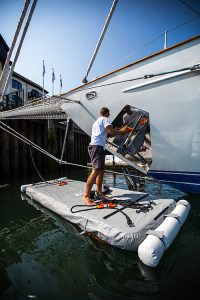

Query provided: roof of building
[0,34,9,52]
[0,34,9,65]
[13,71,48,94]
[0,34,48,94]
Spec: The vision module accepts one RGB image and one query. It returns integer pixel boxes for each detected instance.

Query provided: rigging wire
[29,145,47,183]
[179,0,200,16]
[97,14,200,76]
[82,0,118,83]
[167,15,200,33]
[102,33,165,74]
[0,120,160,185]
[0,0,31,95]
[0,0,37,100]
[73,63,200,92]
[0,121,60,162]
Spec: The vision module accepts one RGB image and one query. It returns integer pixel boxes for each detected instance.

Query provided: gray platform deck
[22,178,176,251]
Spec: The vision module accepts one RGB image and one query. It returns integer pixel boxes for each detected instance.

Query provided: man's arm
[106,125,128,136]
[106,125,121,136]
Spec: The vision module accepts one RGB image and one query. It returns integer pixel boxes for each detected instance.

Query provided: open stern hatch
[61,35,200,194]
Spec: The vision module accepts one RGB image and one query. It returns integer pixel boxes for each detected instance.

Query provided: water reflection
[1,193,195,300]
[1,170,200,300]
[0,196,159,298]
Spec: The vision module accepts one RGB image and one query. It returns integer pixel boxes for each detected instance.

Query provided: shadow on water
[0,167,200,300]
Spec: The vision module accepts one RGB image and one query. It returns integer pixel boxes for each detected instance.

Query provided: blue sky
[0,0,200,95]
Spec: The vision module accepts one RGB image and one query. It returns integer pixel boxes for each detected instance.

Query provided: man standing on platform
[83,107,129,205]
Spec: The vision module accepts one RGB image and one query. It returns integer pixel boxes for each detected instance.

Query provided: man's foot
[82,195,95,206]
[95,191,111,201]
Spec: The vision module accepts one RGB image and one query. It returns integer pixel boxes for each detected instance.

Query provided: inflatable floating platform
[21,178,190,267]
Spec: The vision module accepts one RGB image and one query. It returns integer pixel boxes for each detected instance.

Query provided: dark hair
[100,107,110,116]
[123,105,131,112]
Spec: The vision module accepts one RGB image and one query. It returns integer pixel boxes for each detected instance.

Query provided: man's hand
[119,126,133,135]
[106,125,133,137]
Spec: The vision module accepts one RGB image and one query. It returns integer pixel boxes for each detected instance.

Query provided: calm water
[0,167,200,300]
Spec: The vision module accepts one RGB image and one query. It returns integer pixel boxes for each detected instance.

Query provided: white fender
[138,199,190,267]
[21,184,32,193]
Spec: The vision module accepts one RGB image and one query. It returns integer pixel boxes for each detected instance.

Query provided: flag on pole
[59,75,62,94]
[52,68,55,96]
[43,60,45,76]
[42,60,45,97]
[52,68,55,82]
[60,75,62,89]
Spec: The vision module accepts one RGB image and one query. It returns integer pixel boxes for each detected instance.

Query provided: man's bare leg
[83,169,99,205]
[96,170,104,195]
[96,170,110,200]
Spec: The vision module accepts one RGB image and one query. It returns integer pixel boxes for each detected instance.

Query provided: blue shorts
[88,145,105,170]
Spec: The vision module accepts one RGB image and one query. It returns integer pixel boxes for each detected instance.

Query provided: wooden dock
[0,119,90,174]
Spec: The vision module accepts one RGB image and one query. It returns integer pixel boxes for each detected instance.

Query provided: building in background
[0,34,48,110]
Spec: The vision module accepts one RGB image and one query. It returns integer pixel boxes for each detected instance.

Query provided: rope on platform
[0,120,160,185]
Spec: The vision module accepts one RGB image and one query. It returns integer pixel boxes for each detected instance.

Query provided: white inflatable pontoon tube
[138,199,190,268]
[20,177,68,193]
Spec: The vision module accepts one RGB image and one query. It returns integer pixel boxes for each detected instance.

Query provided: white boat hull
[61,35,200,194]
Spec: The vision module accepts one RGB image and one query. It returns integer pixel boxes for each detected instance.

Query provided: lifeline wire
[65,63,200,93]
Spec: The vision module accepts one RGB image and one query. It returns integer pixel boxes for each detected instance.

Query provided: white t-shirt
[123,109,148,124]
[90,116,112,147]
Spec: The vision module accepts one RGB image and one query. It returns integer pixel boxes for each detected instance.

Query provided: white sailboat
[0,0,200,195]
[0,0,195,267]
[60,34,200,194]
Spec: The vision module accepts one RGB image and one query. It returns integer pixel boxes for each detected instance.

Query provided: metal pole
[0,0,31,96]
[42,60,45,98]
[52,68,55,96]
[82,0,118,83]
[42,77,44,98]
[60,117,70,164]
[60,75,62,95]
[1,0,38,101]
[164,30,167,49]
